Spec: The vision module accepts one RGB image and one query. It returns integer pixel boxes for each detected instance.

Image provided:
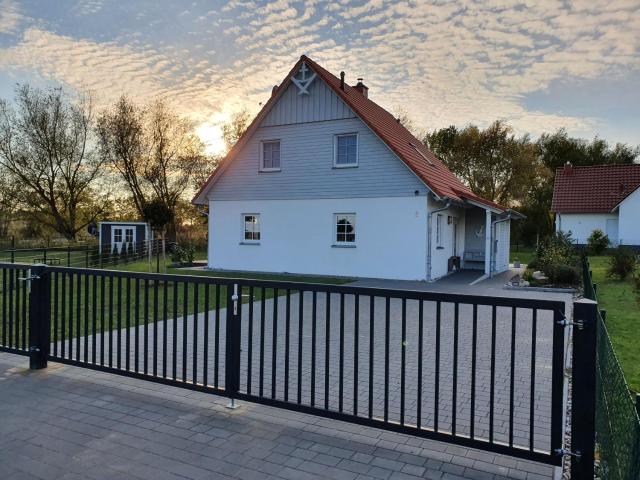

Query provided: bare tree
[0,166,20,237]
[0,85,105,240]
[97,96,206,238]
[222,108,251,151]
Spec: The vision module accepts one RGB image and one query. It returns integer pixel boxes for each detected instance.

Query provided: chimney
[353,78,368,98]
[564,161,573,174]
[340,71,345,90]
[272,84,278,96]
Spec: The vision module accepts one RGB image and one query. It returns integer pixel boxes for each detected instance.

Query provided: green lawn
[510,245,535,265]
[588,255,640,392]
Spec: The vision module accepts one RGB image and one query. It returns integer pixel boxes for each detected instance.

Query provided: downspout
[427,195,451,282]
[489,212,512,278]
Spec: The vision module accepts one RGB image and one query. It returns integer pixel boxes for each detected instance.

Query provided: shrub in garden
[607,247,637,280]
[535,231,576,275]
[547,264,581,285]
[587,229,610,255]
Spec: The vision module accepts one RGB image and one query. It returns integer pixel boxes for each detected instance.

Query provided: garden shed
[98,221,150,254]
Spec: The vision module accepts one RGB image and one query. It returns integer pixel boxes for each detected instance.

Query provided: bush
[587,229,610,255]
[607,247,637,280]
[547,263,581,285]
[535,231,576,275]
[170,244,196,266]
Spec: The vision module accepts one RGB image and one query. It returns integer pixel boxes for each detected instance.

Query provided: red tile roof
[193,55,506,212]
[551,164,640,213]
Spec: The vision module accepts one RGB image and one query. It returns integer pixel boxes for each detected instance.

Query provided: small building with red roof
[552,162,640,246]
[194,56,517,281]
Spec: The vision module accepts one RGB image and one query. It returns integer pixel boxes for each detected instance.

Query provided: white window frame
[113,228,123,244]
[242,213,261,243]
[260,140,281,172]
[333,213,356,246]
[333,133,359,168]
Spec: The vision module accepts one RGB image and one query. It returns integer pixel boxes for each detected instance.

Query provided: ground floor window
[114,228,122,243]
[243,214,261,241]
[334,213,356,244]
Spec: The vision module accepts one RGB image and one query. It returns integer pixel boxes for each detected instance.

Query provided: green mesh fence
[583,257,640,479]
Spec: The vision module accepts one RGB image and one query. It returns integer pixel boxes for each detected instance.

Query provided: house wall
[556,213,619,244]
[207,118,428,201]
[463,208,486,269]
[428,197,466,280]
[493,219,510,273]
[618,187,640,246]
[261,80,356,127]
[208,196,428,280]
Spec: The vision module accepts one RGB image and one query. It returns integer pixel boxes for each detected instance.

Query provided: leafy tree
[0,85,106,239]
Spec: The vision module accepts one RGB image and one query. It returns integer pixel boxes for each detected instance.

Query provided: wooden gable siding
[260,79,356,127]
[208,116,428,201]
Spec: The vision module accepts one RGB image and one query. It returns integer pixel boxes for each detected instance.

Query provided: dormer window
[260,140,281,171]
[334,133,358,168]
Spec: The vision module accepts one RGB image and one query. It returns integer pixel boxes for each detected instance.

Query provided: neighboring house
[98,221,150,254]
[552,163,640,246]
[194,56,518,281]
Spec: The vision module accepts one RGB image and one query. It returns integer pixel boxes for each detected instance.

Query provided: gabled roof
[193,55,506,212]
[551,163,640,213]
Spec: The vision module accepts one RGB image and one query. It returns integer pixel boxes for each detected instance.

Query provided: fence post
[67,246,71,267]
[29,264,50,370]
[225,282,241,408]
[85,245,89,268]
[571,298,598,478]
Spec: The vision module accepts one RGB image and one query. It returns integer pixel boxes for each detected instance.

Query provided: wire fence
[0,239,168,271]
[582,256,640,479]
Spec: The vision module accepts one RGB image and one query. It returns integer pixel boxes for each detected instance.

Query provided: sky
[0,0,639,156]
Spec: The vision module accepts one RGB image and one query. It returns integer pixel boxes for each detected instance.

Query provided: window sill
[332,244,356,248]
[259,168,281,173]
[332,164,358,169]
[239,242,261,246]
[436,246,444,250]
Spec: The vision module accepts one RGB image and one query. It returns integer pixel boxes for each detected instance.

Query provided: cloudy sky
[0,0,638,155]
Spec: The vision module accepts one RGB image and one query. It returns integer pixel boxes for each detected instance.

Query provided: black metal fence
[582,257,640,479]
[0,263,568,466]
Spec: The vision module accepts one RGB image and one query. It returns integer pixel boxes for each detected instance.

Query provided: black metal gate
[0,263,569,467]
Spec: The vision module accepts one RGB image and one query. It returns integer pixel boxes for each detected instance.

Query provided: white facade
[209,197,428,280]
[618,187,640,246]
[556,213,619,245]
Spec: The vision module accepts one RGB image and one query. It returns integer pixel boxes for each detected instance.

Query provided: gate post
[29,264,50,370]
[225,283,241,408]
[571,298,598,478]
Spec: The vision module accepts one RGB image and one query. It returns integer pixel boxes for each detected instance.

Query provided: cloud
[0,0,22,34]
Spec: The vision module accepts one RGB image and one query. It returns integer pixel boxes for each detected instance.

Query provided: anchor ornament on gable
[291,62,316,95]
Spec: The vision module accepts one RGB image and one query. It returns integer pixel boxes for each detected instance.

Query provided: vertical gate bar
[551,307,566,458]
[60,271,66,358]
[108,273,114,368]
[224,283,241,400]
[92,275,97,364]
[172,280,178,381]
[529,308,537,451]
[214,284,220,388]
[100,274,105,366]
[203,284,210,387]
[400,298,406,426]
[84,273,89,363]
[247,286,254,394]
[324,292,330,409]
[8,269,13,350]
[182,281,188,382]
[2,268,6,348]
[144,278,149,375]
[297,290,303,404]
[193,283,199,384]
[153,278,159,377]
[272,288,279,399]
[452,302,459,435]
[163,280,168,379]
[260,287,266,397]
[117,276,122,370]
[284,289,291,402]
[489,305,497,443]
[28,264,49,370]
[310,291,316,406]
[384,296,390,423]
[434,301,441,432]
[417,300,423,429]
[75,273,81,361]
[21,268,27,350]
[368,295,374,420]
[52,272,58,357]
[13,268,19,350]
[68,272,74,359]
[125,277,131,371]
[470,303,477,439]
[509,307,517,447]
[339,292,345,413]
[134,278,140,373]
[353,294,359,416]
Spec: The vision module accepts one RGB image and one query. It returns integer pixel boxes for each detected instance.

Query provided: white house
[552,163,640,246]
[193,56,518,281]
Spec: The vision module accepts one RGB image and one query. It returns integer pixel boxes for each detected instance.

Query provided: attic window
[410,143,434,166]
